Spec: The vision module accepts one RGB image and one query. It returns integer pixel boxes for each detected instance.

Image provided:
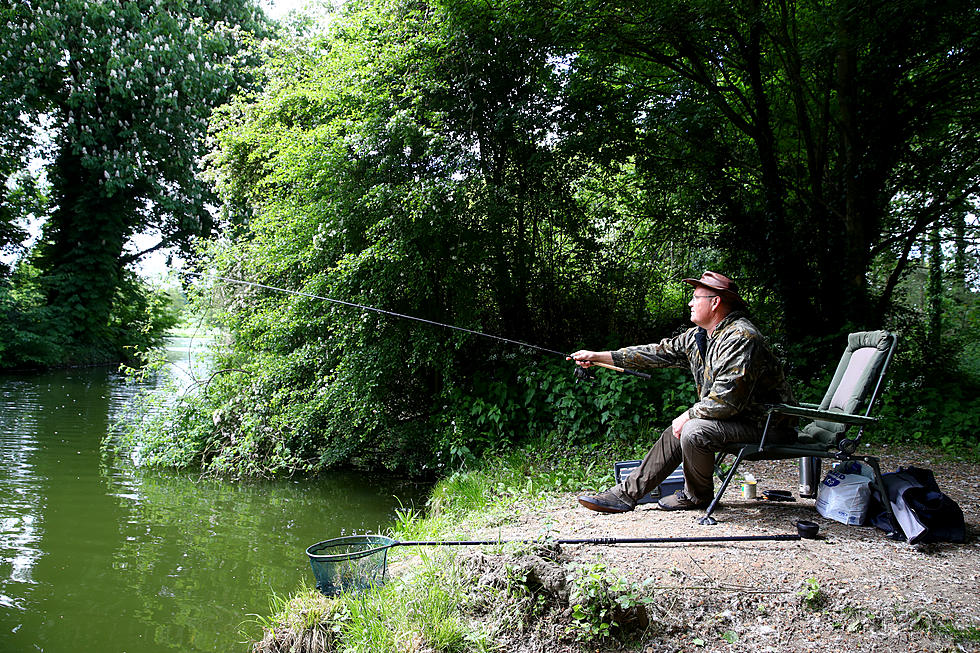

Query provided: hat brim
[682,278,746,307]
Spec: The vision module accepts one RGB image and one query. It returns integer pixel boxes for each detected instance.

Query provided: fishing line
[185,272,568,357]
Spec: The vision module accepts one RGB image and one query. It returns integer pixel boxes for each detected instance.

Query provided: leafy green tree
[516,0,980,342]
[0,3,47,277]
[132,0,662,475]
[0,0,269,364]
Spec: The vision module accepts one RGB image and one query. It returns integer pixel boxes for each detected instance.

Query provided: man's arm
[611,332,693,370]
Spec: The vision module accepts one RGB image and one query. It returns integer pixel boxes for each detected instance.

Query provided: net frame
[306,535,396,596]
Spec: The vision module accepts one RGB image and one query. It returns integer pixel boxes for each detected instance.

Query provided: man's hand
[567,350,614,368]
[672,411,691,438]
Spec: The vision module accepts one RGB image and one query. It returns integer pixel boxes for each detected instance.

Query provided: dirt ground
[474,444,980,652]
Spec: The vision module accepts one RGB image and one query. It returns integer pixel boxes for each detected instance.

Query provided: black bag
[868,467,966,544]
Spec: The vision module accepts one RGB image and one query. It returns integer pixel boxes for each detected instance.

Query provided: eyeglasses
[692,294,718,301]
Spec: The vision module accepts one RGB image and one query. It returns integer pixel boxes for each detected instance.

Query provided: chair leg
[712,451,729,481]
[699,447,746,525]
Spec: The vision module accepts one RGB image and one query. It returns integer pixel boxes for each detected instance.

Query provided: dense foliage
[0,0,268,366]
[105,0,980,477]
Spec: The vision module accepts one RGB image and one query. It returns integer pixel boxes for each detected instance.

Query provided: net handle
[308,532,802,562]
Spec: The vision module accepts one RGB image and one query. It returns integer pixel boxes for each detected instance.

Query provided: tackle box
[613,461,685,504]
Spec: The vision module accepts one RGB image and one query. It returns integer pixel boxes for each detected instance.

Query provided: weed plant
[566,562,651,643]
[798,577,826,610]
[909,611,980,645]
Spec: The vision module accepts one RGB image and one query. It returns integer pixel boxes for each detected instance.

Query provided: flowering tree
[0,0,268,362]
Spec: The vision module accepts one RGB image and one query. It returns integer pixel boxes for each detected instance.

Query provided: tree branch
[871,182,980,257]
[121,239,168,266]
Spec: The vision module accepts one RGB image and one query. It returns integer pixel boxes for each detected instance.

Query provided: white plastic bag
[815,462,873,525]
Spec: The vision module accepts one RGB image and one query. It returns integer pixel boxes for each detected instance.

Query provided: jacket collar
[703,309,749,339]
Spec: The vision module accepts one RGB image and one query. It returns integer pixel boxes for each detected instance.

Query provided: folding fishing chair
[699,330,899,527]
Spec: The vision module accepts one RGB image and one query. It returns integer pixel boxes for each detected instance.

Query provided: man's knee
[679,418,715,450]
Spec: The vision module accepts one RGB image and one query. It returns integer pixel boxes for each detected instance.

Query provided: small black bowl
[795,520,820,539]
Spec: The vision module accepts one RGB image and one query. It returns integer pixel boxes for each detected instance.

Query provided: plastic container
[614,461,684,504]
[795,520,820,539]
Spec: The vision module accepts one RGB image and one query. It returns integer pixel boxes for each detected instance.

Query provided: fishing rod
[185,272,651,380]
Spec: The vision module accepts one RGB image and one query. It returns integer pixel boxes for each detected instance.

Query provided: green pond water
[0,337,426,652]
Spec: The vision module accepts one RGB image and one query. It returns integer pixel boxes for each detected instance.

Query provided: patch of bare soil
[474,444,980,652]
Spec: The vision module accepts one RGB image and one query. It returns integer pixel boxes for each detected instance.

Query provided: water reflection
[0,338,426,653]
[0,379,49,613]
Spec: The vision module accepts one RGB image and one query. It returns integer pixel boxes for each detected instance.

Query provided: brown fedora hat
[682,271,746,307]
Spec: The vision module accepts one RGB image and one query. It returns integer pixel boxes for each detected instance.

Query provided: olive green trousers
[611,418,795,506]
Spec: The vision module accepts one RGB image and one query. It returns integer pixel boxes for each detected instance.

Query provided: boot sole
[578,497,633,514]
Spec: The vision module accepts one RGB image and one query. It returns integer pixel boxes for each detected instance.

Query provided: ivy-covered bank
[111,342,697,477]
[112,334,980,481]
[247,441,980,653]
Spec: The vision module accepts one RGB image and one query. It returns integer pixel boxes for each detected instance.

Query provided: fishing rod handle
[555,534,800,544]
[592,362,652,380]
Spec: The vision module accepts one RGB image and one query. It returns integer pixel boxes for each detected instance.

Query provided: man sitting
[569,271,797,512]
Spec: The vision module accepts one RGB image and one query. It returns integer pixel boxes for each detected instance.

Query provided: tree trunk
[928,223,943,357]
[38,146,131,355]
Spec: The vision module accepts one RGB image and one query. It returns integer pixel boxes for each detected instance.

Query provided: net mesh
[306,535,393,596]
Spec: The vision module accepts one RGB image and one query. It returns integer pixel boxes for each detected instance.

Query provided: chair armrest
[799,402,820,409]
[766,403,877,427]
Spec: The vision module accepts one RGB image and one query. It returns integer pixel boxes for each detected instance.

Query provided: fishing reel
[836,437,859,457]
[573,365,597,383]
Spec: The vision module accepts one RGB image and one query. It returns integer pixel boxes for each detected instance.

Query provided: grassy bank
[248,441,654,653]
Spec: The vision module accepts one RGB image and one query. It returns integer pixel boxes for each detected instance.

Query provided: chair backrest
[800,331,897,445]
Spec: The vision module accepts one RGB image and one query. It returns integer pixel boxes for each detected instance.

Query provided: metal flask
[799,457,822,498]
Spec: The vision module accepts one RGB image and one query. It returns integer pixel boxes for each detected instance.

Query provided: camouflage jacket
[610,311,797,428]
